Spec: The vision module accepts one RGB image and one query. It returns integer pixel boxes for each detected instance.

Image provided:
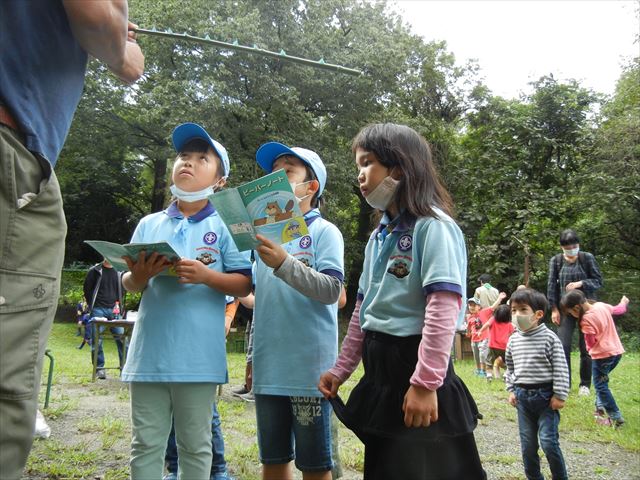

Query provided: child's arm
[238,293,255,309]
[174,259,252,297]
[550,337,570,403]
[611,295,629,316]
[505,341,515,396]
[490,292,507,310]
[475,318,492,337]
[224,299,239,337]
[256,234,342,305]
[319,299,364,398]
[404,291,459,428]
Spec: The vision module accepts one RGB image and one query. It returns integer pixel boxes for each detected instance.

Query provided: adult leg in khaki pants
[0,126,67,480]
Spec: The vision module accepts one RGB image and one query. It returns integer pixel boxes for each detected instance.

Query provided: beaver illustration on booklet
[209,169,308,251]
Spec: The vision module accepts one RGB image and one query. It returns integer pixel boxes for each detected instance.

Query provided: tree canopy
[57,0,639,329]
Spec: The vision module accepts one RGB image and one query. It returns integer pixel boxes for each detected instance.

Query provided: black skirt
[331,330,481,443]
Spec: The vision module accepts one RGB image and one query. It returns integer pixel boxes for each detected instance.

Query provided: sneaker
[613,418,625,428]
[478,370,486,377]
[596,416,612,426]
[211,472,236,480]
[162,473,177,480]
[593,408,607,419]
[239,391,255,403]
[485,373,493,382]
[231,385,249,397]
[578,385,590,396]
[96,369,106,380]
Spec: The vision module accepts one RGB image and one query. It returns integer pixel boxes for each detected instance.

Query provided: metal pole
[134,27,363,76]
[44,350,54,409]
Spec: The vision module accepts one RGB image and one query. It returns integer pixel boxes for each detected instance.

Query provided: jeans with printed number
[515,386,567,480]
[90,306,124,368]
[592,354,622,421]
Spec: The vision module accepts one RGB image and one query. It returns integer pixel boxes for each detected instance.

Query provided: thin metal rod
[135,27,363,76]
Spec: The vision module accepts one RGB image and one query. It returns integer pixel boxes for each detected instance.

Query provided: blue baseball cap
[256,142,327,196]
[172,123,230,177]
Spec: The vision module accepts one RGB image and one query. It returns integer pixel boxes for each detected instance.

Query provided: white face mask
[290,181,312,204]
[365,175,399,211]
[513,313,536,332]
[170,177,225,202]
[563,246,580,257]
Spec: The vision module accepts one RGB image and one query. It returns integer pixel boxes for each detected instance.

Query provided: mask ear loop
[212,176,227,193]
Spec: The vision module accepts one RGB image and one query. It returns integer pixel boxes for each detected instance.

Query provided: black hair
[493,304,512,323]
[351,123,454,220]
[177,139,226,180]
[510,288,549,314]
[559,290,587,313]
[559,229,580,246]
[180,138,210,154]
[478,274,492,284]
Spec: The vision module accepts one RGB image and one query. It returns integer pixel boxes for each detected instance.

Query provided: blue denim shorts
[255,394,333,472]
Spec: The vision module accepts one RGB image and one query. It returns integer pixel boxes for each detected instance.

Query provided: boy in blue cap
[252,142,344,480]
[121,123,252,480]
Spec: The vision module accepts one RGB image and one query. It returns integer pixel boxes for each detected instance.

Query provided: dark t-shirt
[94,267,119,308]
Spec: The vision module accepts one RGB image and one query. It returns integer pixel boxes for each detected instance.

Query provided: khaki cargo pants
[0,126,66,480]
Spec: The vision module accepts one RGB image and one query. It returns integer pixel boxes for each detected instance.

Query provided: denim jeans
[556,314,591,388]
[592,355,622,420]
[255,394,333,472]
[165,402,227,475]
[90,306,124,369]
[515,386,567,480]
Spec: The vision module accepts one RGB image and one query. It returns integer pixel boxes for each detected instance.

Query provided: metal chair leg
[44,349,54,409]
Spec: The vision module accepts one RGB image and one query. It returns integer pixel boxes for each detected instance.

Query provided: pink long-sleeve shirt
[328,290,459,391]
[582,300,627,358]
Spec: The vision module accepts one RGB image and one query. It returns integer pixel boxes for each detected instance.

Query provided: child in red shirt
[467,292,507,377]
[476,303,514,381]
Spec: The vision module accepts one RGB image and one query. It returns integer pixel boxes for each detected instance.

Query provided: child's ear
[534,310,545,321]
[307,179,320,195]
[215,177,227,189]
[390,167,403,181]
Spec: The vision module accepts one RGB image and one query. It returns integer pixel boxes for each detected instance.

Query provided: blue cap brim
[256,142,296,173]
[256,142,326,195]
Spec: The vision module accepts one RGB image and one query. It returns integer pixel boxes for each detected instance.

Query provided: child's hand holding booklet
[84,240,180,276]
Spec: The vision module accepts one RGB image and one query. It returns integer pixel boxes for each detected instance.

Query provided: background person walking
[547,229,603,396]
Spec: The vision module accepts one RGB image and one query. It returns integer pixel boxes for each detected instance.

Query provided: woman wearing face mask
[546,228,603,397]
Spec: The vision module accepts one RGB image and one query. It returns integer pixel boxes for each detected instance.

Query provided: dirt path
[25,377,640,480]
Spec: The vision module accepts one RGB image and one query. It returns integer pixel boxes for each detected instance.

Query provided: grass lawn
[25,323,640,479]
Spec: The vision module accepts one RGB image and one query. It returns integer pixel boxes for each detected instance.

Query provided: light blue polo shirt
[121,202,252,383]
[253,209,344,397]
[358,208,467,336]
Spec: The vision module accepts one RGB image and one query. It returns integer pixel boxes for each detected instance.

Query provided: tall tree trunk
[151,157,168,213]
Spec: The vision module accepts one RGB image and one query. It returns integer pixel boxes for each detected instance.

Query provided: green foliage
[59,270,87,306]
[54,0,638,338]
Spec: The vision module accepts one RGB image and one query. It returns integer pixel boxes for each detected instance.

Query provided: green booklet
[209,169,309,251]
[84,240,180,276]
